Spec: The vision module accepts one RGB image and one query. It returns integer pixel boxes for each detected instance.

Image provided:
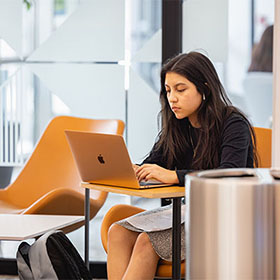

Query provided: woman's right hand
[134,163,179,184]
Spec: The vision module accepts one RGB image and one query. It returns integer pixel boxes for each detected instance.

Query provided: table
[82,183,185,280]
[0,214,84,240]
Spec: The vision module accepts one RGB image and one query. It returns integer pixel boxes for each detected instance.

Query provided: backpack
[16,230,92,280]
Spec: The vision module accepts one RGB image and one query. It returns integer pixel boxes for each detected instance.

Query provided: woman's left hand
[135,164,179,184]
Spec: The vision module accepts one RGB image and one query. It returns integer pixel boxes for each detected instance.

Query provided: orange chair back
[2,116,124,212]
[253,127,272,168]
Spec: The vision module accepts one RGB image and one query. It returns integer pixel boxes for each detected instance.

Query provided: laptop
[65,130,172,189]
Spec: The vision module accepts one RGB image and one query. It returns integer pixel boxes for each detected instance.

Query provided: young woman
[107,51,258,280]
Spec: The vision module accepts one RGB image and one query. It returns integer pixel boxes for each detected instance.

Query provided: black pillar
[161,0,183,207]
[162,0,183,64]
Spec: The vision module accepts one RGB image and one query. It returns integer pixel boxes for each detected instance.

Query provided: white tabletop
[0,214,84,240]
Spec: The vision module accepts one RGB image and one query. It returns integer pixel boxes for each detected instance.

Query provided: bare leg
[123,232,160,280]
[107,224,140,280]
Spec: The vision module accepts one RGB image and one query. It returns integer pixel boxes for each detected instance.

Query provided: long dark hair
[248,25,273,72]
[155,51,258,170]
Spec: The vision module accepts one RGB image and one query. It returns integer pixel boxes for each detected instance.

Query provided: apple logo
[97,154,105,164]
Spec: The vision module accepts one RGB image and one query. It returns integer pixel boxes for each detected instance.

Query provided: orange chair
[253,127,272,168]
[101,204,186,278]
[0,116,124,233]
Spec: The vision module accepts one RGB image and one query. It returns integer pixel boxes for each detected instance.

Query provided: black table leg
[85,188,90,270]
[172,197,181,279]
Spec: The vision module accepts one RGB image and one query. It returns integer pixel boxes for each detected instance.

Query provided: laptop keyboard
[139,180,162,186]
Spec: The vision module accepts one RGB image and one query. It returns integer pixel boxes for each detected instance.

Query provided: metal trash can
[185,168,280,279]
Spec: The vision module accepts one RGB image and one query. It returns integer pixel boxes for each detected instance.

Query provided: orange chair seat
[0,200,24,214]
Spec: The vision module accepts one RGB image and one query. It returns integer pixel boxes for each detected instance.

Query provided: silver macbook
[65,130,171,189]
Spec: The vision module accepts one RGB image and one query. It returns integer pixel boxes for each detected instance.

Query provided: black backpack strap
[47,231,92,280]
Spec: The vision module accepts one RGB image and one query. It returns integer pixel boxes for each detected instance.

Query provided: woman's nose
[168,91,177,102]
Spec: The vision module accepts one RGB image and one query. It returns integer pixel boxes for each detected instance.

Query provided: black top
[141,113,254,186]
